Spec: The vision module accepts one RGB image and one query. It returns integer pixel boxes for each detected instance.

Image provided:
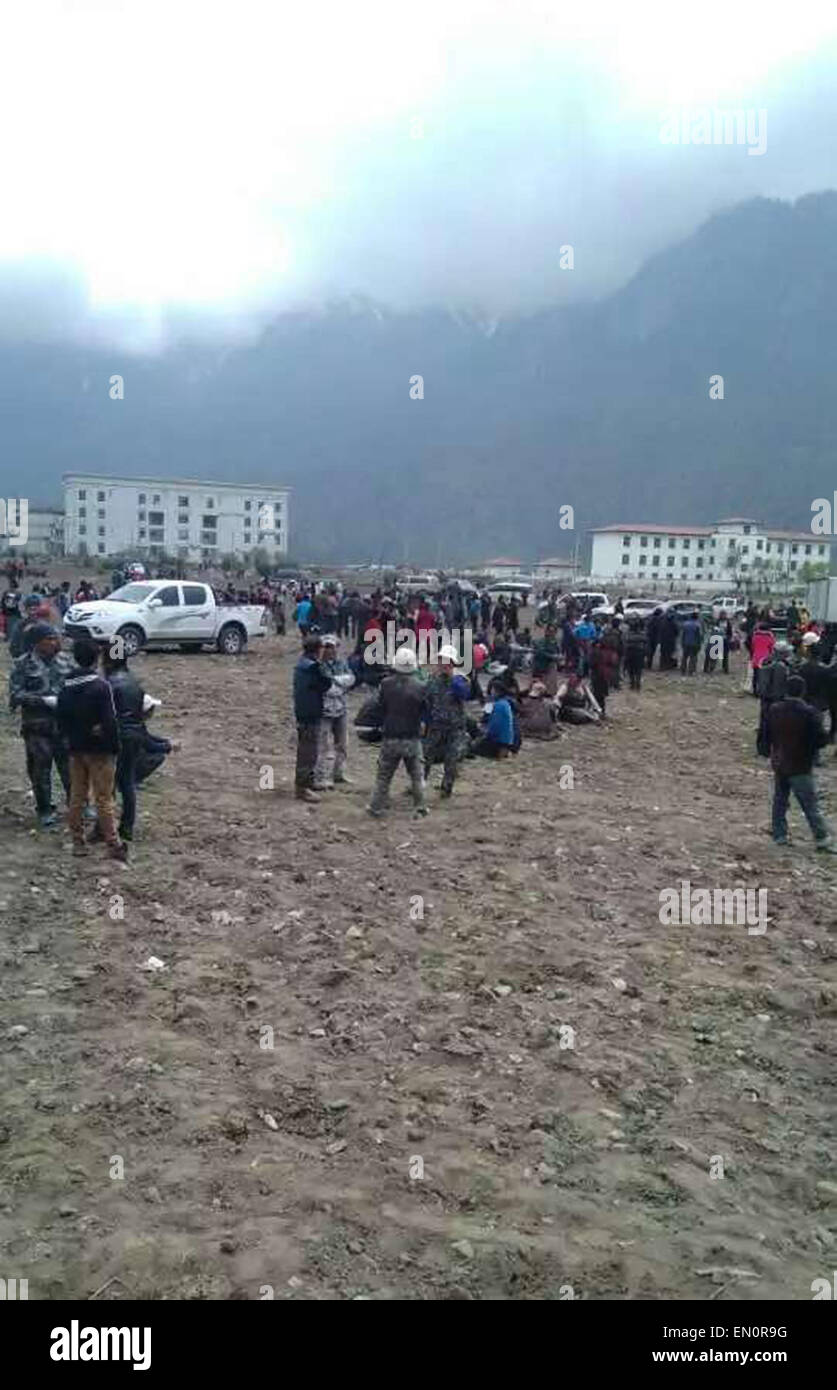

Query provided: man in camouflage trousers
[423,644,470,798]
[8,622,73,827]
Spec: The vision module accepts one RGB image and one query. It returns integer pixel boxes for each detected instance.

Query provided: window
[98,543,105,553]
[206,497,215,508]
[152,494,161,505]
[777,543,784,555]
[683,539,690,549]
[157,585,180,606]
[178,512,189,525]
[805,544,812,555]
[766,542,772,554]
[178,528,189,541]
[183,585,207,605]
[98,526,105,537]
[653,537,661,549]
[202,514,217,529]
[668,539,676,549]
[148,511,164,526]
[756,539,763,550]
[149,528,164,543]
[178,496,190,508]
[728,538,736,548]
[138,510,146,522]
[79,506,86,518]
[98,508,105,519]
[696,557,704,568]
[792,544,798,554]
[819,545,826,555]
[244,516,251,529]
[640,536,648,547]
[697,539,705,550]
[621,554,630,565]
[246,500,253,512]
[742,544,749,554]
[78,489,86,500]
[667,555,675,567]
[681,557,688,567]
[78,524,87,536]
[639,555,647,566]
[710,538,716,548]
[97,491,105,502]
[138,493,146,504]
[138,528,146,539]
[790,561,797,571]
[201,531,218,546]
[743,524,751,535]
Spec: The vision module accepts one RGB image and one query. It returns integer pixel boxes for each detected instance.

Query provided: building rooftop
[534,556,574,565]
[591,522,828,543]
[483,556,522,566]
[62,472,290,491]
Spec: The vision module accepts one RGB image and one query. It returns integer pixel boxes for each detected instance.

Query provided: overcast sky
[3,0,837,347]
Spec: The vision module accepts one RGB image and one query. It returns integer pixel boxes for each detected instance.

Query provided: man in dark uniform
[8,622,73,827]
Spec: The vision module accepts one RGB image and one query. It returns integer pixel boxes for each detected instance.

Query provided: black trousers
[24,730,70,815]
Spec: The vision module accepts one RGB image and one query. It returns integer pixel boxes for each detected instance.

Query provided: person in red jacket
[749,621,776,695]
[590,636,619,718]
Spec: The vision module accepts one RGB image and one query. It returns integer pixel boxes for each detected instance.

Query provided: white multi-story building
[0,504,64,557]
[590,517,831,589]
[62,474,290,562]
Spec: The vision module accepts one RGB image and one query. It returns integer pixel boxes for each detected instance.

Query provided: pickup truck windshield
[108,584,156,602]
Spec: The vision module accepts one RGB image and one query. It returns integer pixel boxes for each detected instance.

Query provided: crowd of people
[5,558,837,855]
[4,565,177,853]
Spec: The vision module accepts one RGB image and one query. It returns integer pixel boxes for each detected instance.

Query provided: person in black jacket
[102,647,146,841]
[367,646,428,816]
[56,638,126,858]
[293,635,332,802]
[766,674,835,850]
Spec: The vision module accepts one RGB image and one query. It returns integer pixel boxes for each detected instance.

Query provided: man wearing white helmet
[367,644,428,817]
[423,644,471,798]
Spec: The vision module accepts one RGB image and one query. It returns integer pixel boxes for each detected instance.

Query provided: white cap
[392,646,418,672]
[437,644,460,663]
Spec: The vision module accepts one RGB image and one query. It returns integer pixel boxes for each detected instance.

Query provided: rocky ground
[1,627,836,1301]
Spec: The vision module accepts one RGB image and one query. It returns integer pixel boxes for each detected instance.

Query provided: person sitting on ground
[518,679,562,740]
[555,670,602,725]
[470,682,520,758]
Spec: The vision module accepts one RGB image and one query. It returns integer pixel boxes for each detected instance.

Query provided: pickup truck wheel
[218,623,245,655]
[117,624,145,658]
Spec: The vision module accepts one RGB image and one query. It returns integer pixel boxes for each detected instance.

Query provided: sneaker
[333,775,353,785]
[118,827,133,843]
[107,840,129,861]
[366,805,385,818]
[72,843,89,858]
[413,806,429,818]
[38,812,58,829]
[439,786,452,798]
[815,840,837,854]
[773,837,790,846]
[295,788,320,804]
[82,805,98,822]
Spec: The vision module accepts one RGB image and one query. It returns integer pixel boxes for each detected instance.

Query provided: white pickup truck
[63,580,268,656]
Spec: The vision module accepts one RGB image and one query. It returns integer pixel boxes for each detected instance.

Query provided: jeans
[69,753,119,846]
[369,737,426,812]
[772,772,830,843]
[314,714,348,786]
[680,647,698,674]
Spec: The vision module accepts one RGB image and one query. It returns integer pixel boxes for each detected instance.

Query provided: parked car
[64,580,268,656]
[709,594,747,620]
[487,581,532,603]
[620,597,662,621]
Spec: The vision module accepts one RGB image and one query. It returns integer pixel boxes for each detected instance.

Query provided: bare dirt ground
[1,627,836,1301]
